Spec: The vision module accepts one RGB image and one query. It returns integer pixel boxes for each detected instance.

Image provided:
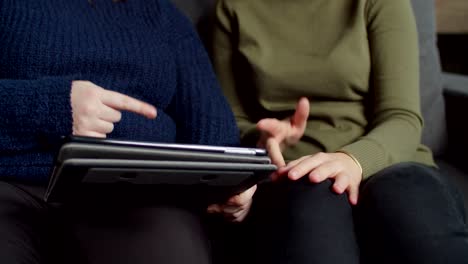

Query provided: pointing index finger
[266,138,285,167]
[101,90,157,119]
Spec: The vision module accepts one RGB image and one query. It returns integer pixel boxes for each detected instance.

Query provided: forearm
[0,76,74,152]
[341,111,422,178]
[340,0,424,178]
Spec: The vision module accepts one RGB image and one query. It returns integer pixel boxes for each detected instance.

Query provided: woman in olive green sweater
[209,0,468,263]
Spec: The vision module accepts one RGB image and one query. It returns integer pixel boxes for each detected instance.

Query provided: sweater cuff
[339,138,389,179]
[35,76,75,141]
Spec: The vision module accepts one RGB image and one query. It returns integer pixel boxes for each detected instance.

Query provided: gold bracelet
[335,150,363,177]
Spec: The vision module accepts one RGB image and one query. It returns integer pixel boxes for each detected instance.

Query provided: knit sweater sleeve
[165,9,240,147]
[340,0,422,178]
[0,77,74,153]
[210,0,259,147]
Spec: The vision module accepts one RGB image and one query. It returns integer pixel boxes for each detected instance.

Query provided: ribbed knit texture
[0,0,239,183]
[212,0,435,178]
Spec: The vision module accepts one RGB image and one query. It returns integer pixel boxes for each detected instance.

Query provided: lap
[356,162,468,264]
[358,162,466,229]
[0,181,56,264]
[240,178,359,264]
[66,204,210,264]
[0,181,211,264]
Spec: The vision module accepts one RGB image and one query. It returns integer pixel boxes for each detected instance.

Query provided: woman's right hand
[71,81,157,138]
[256,97,310,167]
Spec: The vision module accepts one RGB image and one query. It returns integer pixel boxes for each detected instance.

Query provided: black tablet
[67,136,268,156]
[45,138,276,203]
[57,142,272,165]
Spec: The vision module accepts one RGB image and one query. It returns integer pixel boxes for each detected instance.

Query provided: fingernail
[150,107,157,118]
[289,171,298,179]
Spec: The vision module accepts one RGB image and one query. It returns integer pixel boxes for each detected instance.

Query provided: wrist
[335,150,363,178]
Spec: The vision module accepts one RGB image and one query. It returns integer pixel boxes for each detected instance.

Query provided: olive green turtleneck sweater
[211,0,435,178]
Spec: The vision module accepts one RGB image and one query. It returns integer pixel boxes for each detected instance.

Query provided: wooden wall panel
[436,0,468,33]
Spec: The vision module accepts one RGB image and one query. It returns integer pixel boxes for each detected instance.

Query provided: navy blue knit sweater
[0,0,239,183]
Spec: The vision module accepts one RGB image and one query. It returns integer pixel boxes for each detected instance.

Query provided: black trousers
[0,183,212,264]
[214,163,468,264]
[1,163,467,264]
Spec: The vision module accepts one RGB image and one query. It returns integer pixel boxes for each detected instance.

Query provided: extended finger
[99,104,122,123]
[101,90,157,119]
[291,97,310,137]
[288,153,328,180]
[279,155,309,171]
[276,155,310,176]
[266,138,285,167]
[308,160,340,183]
[347,183,360,205]
[332,173,349,194]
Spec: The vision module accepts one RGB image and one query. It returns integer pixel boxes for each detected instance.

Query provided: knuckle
[120,96,135,110]
[81,103,97,116]
[317,152,331,161]
[330,160,344,172]
[338,176,349,187]
[74,116,89,129]
[79,80,93,86]
[315,152,326,158]
[83,85,100,98]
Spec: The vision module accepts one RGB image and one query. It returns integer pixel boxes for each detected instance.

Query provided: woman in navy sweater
[0,0,247,263]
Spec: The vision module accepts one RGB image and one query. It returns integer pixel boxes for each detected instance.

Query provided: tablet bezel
[45,158,276,203]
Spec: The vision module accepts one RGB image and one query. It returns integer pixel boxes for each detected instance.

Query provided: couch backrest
[172,0,447,156]
[410,0,447,156]
[171,0,215,24]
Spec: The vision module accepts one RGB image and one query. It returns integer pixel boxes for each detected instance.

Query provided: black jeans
[1,163,467,264]
[214,163,468,264]
[355,163,468,264]
[0,183,212,264]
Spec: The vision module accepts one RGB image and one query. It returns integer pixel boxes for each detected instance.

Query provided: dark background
[436,0,468,74]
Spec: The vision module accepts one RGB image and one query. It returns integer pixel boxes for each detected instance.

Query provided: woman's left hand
[207,185,257,223]
[278,152,362,205]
